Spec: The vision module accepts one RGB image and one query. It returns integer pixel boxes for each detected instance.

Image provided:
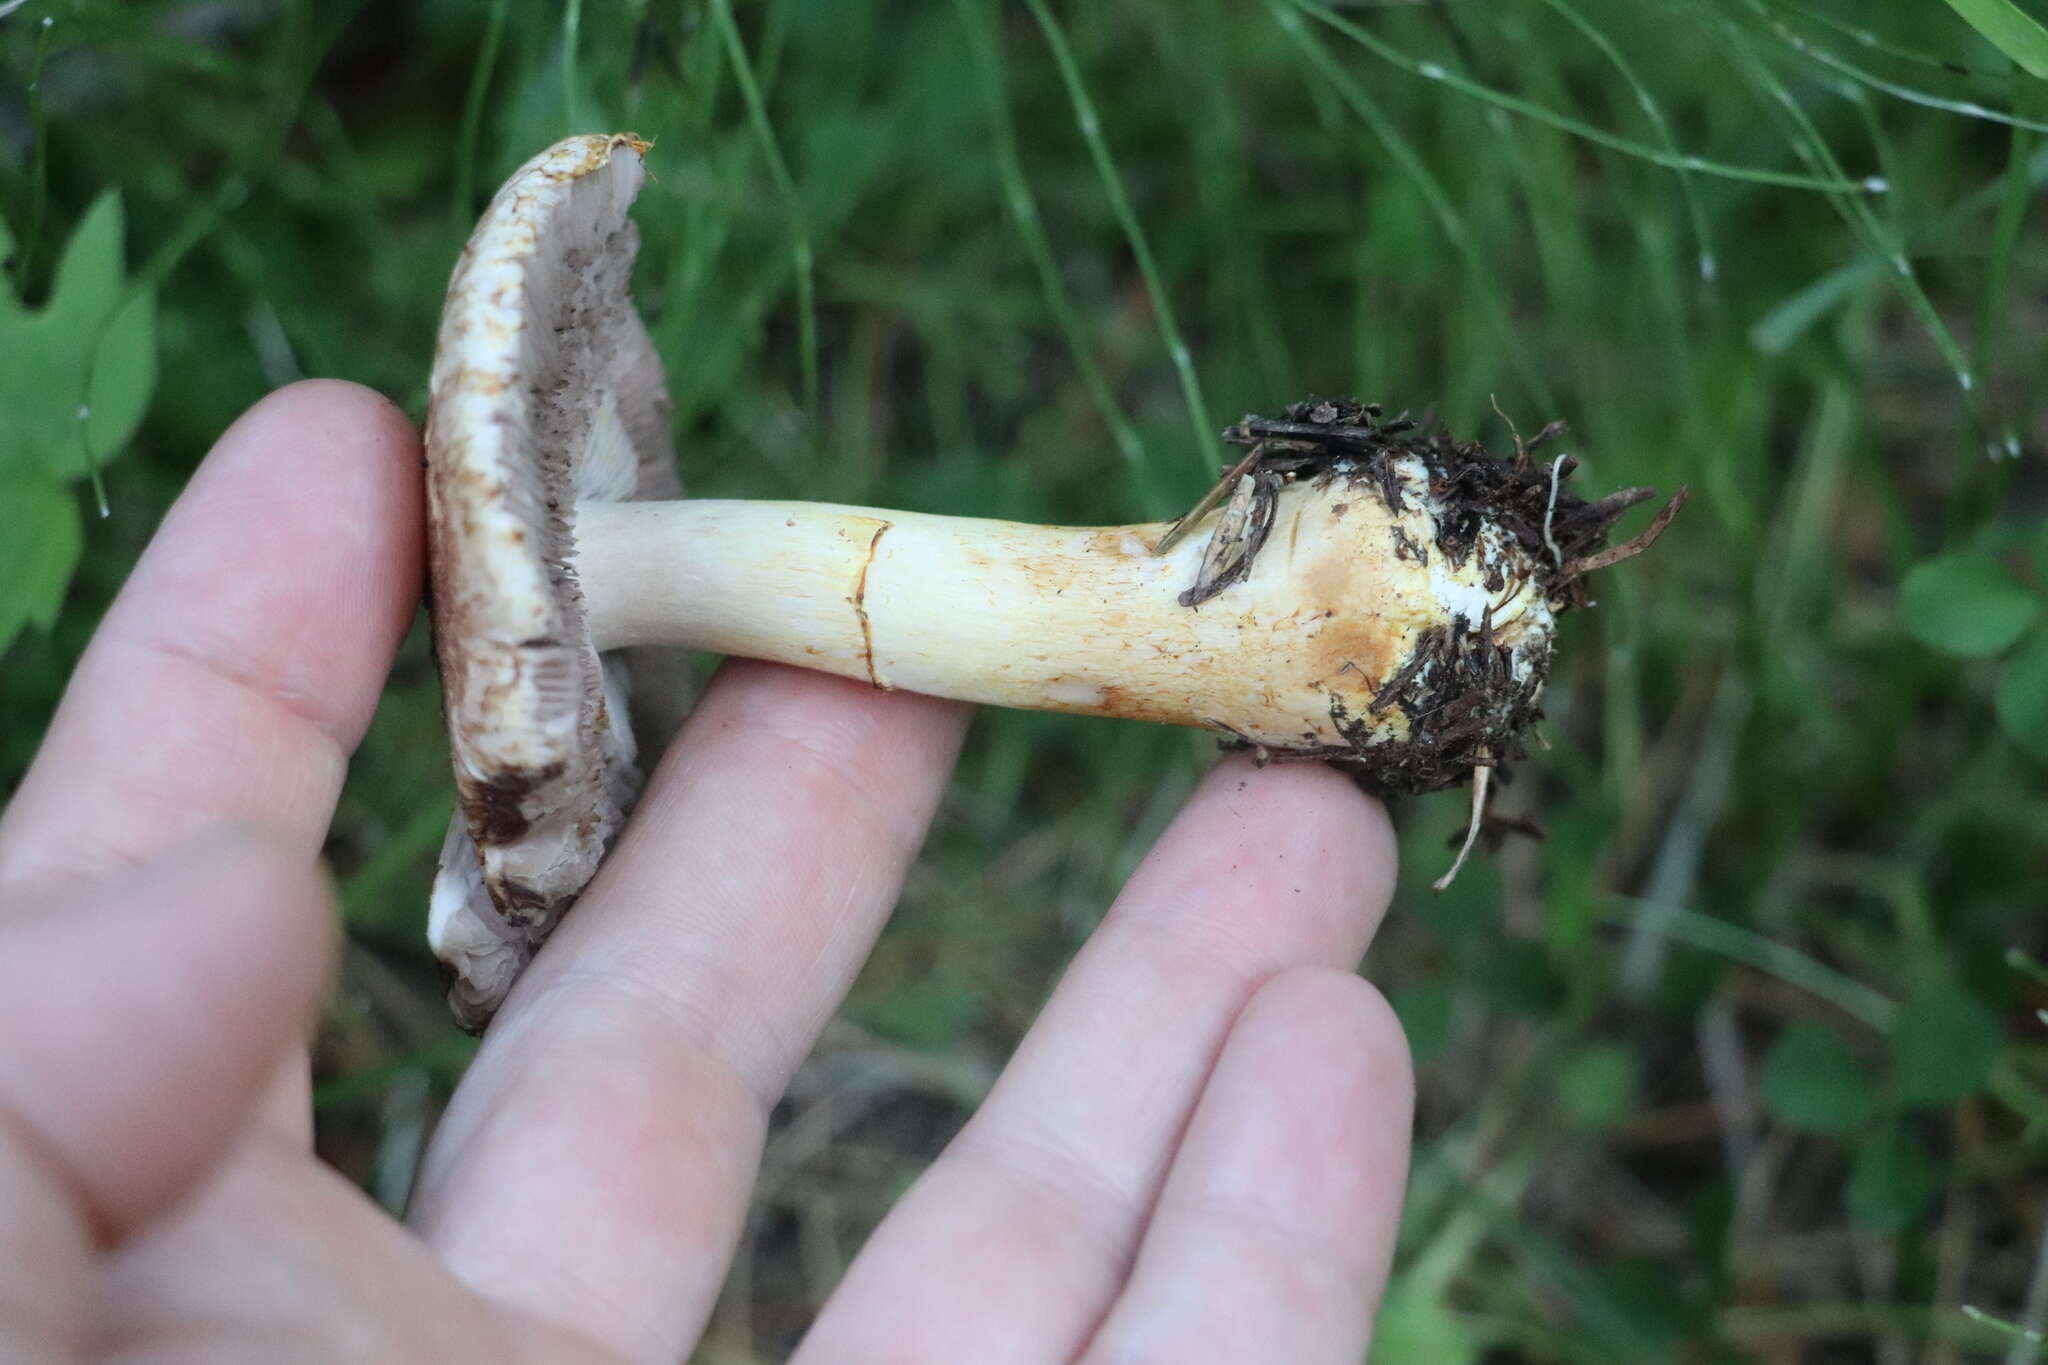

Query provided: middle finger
[796,754,1396,1364]
[407,661,967,1364]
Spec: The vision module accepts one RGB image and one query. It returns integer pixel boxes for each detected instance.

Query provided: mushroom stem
[420,132,1685,1031]
[574,471,1548,752]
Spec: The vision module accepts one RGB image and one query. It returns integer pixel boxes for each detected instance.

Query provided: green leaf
[1940,0,2048,79]
[85,286,158,462]
[1847,1124,1937,1231]
[1749,258,1879,357]
[0,190,158,483]
[1557,1044,1636,1127]
[0,478,84,655]
[47,192,127,335]
[1891,984,2003,1109]
[1900,552,2041,658]
[1762,1022,1877,1133]
[1997,626,2048,762]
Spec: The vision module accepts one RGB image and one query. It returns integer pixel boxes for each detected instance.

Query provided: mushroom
[425,133,1680,1030]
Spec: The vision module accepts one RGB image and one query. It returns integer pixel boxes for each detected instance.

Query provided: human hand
[0,381,1412,1363]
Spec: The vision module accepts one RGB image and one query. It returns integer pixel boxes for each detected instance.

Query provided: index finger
[0,380,425,892]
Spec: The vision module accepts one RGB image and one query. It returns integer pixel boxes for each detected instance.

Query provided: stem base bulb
[1177,398,1682,799]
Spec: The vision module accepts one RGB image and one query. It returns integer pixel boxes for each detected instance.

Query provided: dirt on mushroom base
[1178,398,1686,799]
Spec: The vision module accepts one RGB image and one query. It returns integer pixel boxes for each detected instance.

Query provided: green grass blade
[451,0,510,230]
[1714,16,1985,423]
[950,0,1153,489]
[1940,0,2048,79]
[1539,0,1717,282]
[561,0,584,128]
[18,13,56,291]
[1749,258,1881,356]
[1021,0,1216,471]
[1778,0,2000,74]
[1975,119,2036,457]
[1270,0,1558,413]
[340,797,456,926]
[1144,0,1297,405]
[1286,0,1887,194]
[1602,896,1899,1031]
[1747,0,2048,133]
[1961,1304,2043,1346]
[1753,122,2048,367]
[709,0,820,428]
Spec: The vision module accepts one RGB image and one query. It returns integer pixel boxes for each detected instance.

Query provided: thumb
[0,826,334,1246]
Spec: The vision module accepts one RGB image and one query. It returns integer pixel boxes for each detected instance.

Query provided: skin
[0,380,1413,1364]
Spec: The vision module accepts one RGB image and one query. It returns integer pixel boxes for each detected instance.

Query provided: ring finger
[795,755,1398,1365]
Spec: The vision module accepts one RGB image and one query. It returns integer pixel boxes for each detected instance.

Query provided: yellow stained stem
[574,476,1548,752]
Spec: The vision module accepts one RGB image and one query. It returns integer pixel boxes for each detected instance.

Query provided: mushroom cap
[424,133,679,1030]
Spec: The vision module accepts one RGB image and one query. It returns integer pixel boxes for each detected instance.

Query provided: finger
[0,1111,84,1365]
[91,1125,598,1364]
[409,661,968,1365]
[0,826,333,1245]
[1081,967,1412,1364]
[795,755,1395,1365]
[0,379,424,893]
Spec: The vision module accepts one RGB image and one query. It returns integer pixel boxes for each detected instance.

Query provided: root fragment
[1154,445,1264,556]
[1561,487,1690,581]
[1433,760,1492,892]
[1542,453,1570,568]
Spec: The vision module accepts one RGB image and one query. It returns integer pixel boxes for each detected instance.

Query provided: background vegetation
[6,0,2048,1359]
